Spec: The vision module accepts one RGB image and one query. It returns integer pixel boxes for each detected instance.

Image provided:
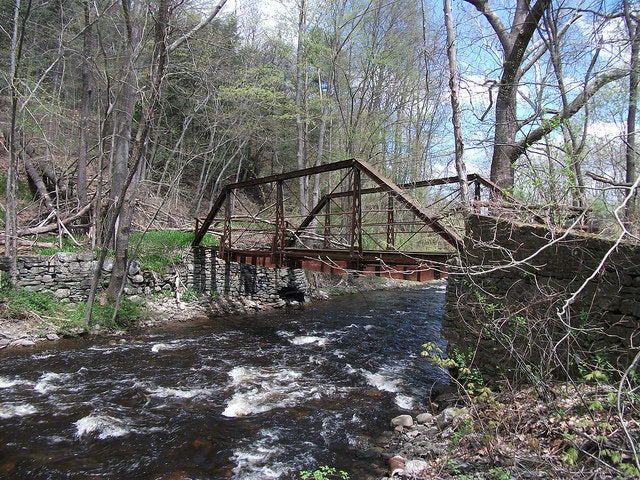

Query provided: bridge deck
[192,159,513,281]
[198,246,452,282]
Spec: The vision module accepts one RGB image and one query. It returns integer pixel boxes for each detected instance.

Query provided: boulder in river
[390,414,414,428]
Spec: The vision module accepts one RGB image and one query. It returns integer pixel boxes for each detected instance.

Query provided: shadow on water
[0,283,448,479]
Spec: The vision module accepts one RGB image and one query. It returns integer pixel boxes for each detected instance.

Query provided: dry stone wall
[2,252,186,301]
[191,248,308,306]
[0,249,308,308]
[444,215,640,376]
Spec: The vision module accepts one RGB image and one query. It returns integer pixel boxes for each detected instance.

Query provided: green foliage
[578,355,613,384]
[488,466,511,480]
[131,230,216,273]
[561,446,579,465]
[74,297,146,330]
[422,343,486,395]
[0,174,31,201]
[299,465,350,480]
[180,288,200,302]
[449,417,474,447]
[0,287,59,318]
[0,287,145,335]
[601,447,640,477]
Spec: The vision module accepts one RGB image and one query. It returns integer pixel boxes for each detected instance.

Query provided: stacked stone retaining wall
[444,214,640,377]
[191,248,307,306]
[0,249,308,308]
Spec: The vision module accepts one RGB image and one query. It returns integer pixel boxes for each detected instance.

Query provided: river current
[0,283,447,479]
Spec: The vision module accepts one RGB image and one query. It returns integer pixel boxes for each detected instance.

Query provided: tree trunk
[444,0,469,208]
[625,0,639,224]
[464,0,551,190]
[5,0,25,281]
[77,0,92,208]
[295,0,309,216]
[101,0,142,303]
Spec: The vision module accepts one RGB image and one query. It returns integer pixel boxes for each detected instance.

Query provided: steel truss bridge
[191,159,511,281]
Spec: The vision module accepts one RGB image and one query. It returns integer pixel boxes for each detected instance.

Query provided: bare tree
[295,0,309,215]
[4,0,26,282]
[444,0,469,208]
[463,0,628,191]
[85,0,229,326]
[624,0,640,223]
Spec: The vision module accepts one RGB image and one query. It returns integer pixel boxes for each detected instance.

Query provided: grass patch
[0,287,59,319]
[131,230,217,273]
[0,287,147,335]
[74,297,147,330]
[33,235,86,255]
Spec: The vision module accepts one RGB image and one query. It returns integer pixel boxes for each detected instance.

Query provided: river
[0,283,448,479]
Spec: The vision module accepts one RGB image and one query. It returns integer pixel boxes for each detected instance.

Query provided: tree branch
[463,0,512,52]
[167,0,228,53]
[16,203,92,236]
[516,68,628,153]
[585,171,634,188]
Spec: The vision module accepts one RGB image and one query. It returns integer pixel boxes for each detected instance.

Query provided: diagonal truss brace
[192,158,466,252]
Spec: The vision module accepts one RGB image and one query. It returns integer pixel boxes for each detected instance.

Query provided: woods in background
[1,0,638,292]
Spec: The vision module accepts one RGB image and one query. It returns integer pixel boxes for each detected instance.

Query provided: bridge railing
[192,159,590,272]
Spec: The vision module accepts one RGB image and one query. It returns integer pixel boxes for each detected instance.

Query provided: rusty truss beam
[192,159,509,273]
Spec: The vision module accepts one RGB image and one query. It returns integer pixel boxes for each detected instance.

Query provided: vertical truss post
[350,167,362,260]
[272,180,285,266]
[474,179,481,212]
[324,201,332,248]
[220,191,232,260]
[386,195,395,250]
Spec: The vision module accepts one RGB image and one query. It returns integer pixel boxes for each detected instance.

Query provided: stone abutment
[0,248,308,308]
[444,214,640,378]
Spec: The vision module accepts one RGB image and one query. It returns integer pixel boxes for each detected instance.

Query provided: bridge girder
[192,159,506,271]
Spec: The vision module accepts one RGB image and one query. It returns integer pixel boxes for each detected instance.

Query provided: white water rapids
[0,283,448,479]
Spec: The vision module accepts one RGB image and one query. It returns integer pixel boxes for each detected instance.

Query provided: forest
[1,1,640,478]
[1,0,638,304]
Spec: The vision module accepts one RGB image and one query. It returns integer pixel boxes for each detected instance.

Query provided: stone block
[54,288,71,299]
[78,251,96,262]
[56,252,79,262]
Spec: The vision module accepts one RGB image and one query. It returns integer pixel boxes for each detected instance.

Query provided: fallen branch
[586,171,634,188]
[16,203,92,236]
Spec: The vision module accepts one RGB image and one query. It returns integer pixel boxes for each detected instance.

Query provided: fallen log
[16,203,92,236]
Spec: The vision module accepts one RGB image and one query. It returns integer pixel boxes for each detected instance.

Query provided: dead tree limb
[16,203,92,236]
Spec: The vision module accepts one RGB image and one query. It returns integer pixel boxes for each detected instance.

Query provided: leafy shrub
[299,465,350,480]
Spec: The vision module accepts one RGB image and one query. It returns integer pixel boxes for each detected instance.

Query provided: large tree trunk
[624,0,639,224]
[464,0,551,190]
[491,81,520,190]
[102,0,142,302]
[105,0,173,302]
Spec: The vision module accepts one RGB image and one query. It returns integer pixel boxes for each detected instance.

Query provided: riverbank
[378,381,638,479]
[0,271,426,348]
